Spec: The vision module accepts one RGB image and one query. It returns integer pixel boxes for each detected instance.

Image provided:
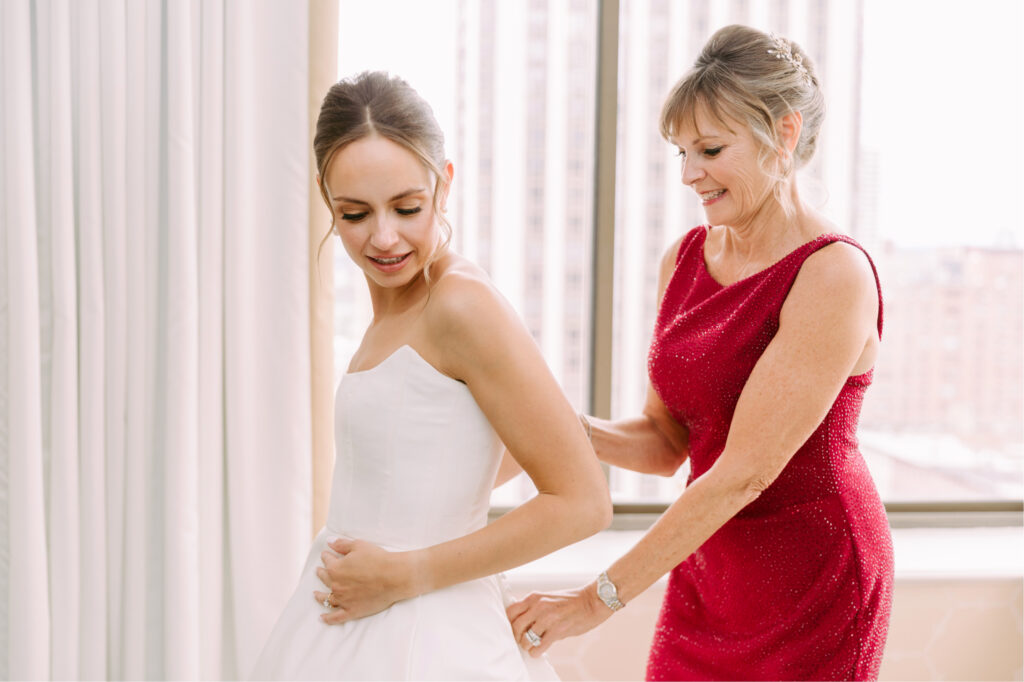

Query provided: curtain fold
[308,0,338,536]
[0,0,338,678]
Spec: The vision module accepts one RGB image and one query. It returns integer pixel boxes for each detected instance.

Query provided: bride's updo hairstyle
[660,25,825,209]
[314,71,451,279]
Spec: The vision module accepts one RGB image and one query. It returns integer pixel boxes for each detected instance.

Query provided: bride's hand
[313,538,415,625]
[506,583,612,656]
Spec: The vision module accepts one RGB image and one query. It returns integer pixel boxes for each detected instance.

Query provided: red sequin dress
[645,227,893,681]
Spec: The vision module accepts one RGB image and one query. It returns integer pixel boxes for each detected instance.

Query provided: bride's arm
[316,270,611,623]
[493,449,524,489]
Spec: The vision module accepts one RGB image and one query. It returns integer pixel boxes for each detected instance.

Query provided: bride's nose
[369,219,400,251]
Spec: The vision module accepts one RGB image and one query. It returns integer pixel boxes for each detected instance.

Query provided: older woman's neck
[722,182,819,258]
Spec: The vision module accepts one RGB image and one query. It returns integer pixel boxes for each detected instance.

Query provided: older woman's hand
[314,538,416,625]
[506,583,613,656]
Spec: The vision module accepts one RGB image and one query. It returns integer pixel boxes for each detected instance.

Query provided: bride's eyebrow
[332,188,428,205]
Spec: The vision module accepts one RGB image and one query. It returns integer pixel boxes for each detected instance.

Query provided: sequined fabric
[645,227,894,681]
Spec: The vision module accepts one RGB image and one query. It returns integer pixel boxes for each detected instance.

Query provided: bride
[250,71,611,680]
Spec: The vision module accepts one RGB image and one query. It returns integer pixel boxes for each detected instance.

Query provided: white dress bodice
[327,345,503,550]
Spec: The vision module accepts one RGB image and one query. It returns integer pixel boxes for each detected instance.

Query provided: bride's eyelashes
[340,206,423,222]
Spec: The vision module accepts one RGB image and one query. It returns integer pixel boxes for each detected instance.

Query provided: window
[334,0,1024,513]
[609,0,1023,506]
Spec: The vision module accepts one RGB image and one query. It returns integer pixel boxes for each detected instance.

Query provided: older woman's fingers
[505,597,529,622]
[507,593,542,640]
[522,622,551,651]
[530,633,558,657]
[508,605,539,644]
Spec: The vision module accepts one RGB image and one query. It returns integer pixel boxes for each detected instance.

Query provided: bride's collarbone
[349,321,432,374]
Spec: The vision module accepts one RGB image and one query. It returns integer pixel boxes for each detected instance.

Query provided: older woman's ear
[777,110,803,158]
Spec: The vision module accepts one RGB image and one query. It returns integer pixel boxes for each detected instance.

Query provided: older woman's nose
[681,157,705,187]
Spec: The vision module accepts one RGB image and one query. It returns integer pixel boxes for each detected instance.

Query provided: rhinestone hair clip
[767,33,811,85]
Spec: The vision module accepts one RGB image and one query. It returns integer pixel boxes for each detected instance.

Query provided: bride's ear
[439,161,454,212]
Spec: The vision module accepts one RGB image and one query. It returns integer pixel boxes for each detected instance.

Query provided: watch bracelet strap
[598,571,625,611]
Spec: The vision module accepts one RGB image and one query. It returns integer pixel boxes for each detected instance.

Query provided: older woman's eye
[675,148,686,158]
[704,146,723,157]
[340,212,368,222]
[396,207,422,216]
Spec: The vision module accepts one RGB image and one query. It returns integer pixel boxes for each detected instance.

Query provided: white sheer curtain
[0,1,333,678]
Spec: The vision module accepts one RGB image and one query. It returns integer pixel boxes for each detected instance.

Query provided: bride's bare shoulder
[421,253,523,367]
[426,254,505,313]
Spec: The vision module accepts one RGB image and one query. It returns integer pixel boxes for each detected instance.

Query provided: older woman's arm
[508,240,879,654]
[583,238,691,477]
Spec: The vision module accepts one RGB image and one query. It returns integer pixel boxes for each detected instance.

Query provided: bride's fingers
[328,537,356,556]
[315,565,340,592]
[313,590,338,608]
[320,605,352,626]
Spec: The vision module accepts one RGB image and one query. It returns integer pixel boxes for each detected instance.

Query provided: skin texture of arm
[507,239,879,655]
[315,264,612,625]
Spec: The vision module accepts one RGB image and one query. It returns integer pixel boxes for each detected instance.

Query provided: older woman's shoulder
[794,236,878,312]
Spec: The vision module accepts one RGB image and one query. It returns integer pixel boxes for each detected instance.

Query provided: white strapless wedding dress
[251,345,558,681]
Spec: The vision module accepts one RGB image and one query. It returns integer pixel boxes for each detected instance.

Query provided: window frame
[582,0,1023,528]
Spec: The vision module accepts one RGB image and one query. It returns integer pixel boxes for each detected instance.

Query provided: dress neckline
[699,228,840,289]
[344,343,465,387]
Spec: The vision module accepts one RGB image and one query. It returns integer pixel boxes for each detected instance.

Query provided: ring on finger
[322,593,334,609]
[525,628,542,648]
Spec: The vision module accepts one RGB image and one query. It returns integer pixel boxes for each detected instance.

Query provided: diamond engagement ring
[322,595,332,608]
[525,628,542,648]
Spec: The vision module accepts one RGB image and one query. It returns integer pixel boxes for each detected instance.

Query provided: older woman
[507,25,893,681]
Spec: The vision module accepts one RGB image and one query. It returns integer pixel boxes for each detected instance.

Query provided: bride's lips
[367,253,412,273]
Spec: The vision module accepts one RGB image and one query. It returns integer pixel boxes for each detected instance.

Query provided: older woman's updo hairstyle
[314,71,451,276]
[660,25,825,191]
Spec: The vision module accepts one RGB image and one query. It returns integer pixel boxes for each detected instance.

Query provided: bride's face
[322,135,442,290]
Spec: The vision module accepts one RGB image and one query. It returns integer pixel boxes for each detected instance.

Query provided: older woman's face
[670,107,775,230]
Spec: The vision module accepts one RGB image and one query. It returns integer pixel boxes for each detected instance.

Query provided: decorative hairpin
[767,32,811,85]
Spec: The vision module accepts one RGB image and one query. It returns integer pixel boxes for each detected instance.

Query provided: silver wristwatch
[596,571,624,611]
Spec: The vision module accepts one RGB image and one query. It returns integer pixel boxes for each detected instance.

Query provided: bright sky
[338,0,1024,248]
[861,0,1024,247]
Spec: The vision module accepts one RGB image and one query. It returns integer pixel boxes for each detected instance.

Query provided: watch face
[598,582,614,600]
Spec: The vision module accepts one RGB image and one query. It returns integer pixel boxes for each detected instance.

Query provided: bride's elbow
[593,492,614,532]
[574,485,613,536]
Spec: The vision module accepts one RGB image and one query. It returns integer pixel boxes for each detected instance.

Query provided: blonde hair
[660,25,825,211]
[314,71,451,282]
